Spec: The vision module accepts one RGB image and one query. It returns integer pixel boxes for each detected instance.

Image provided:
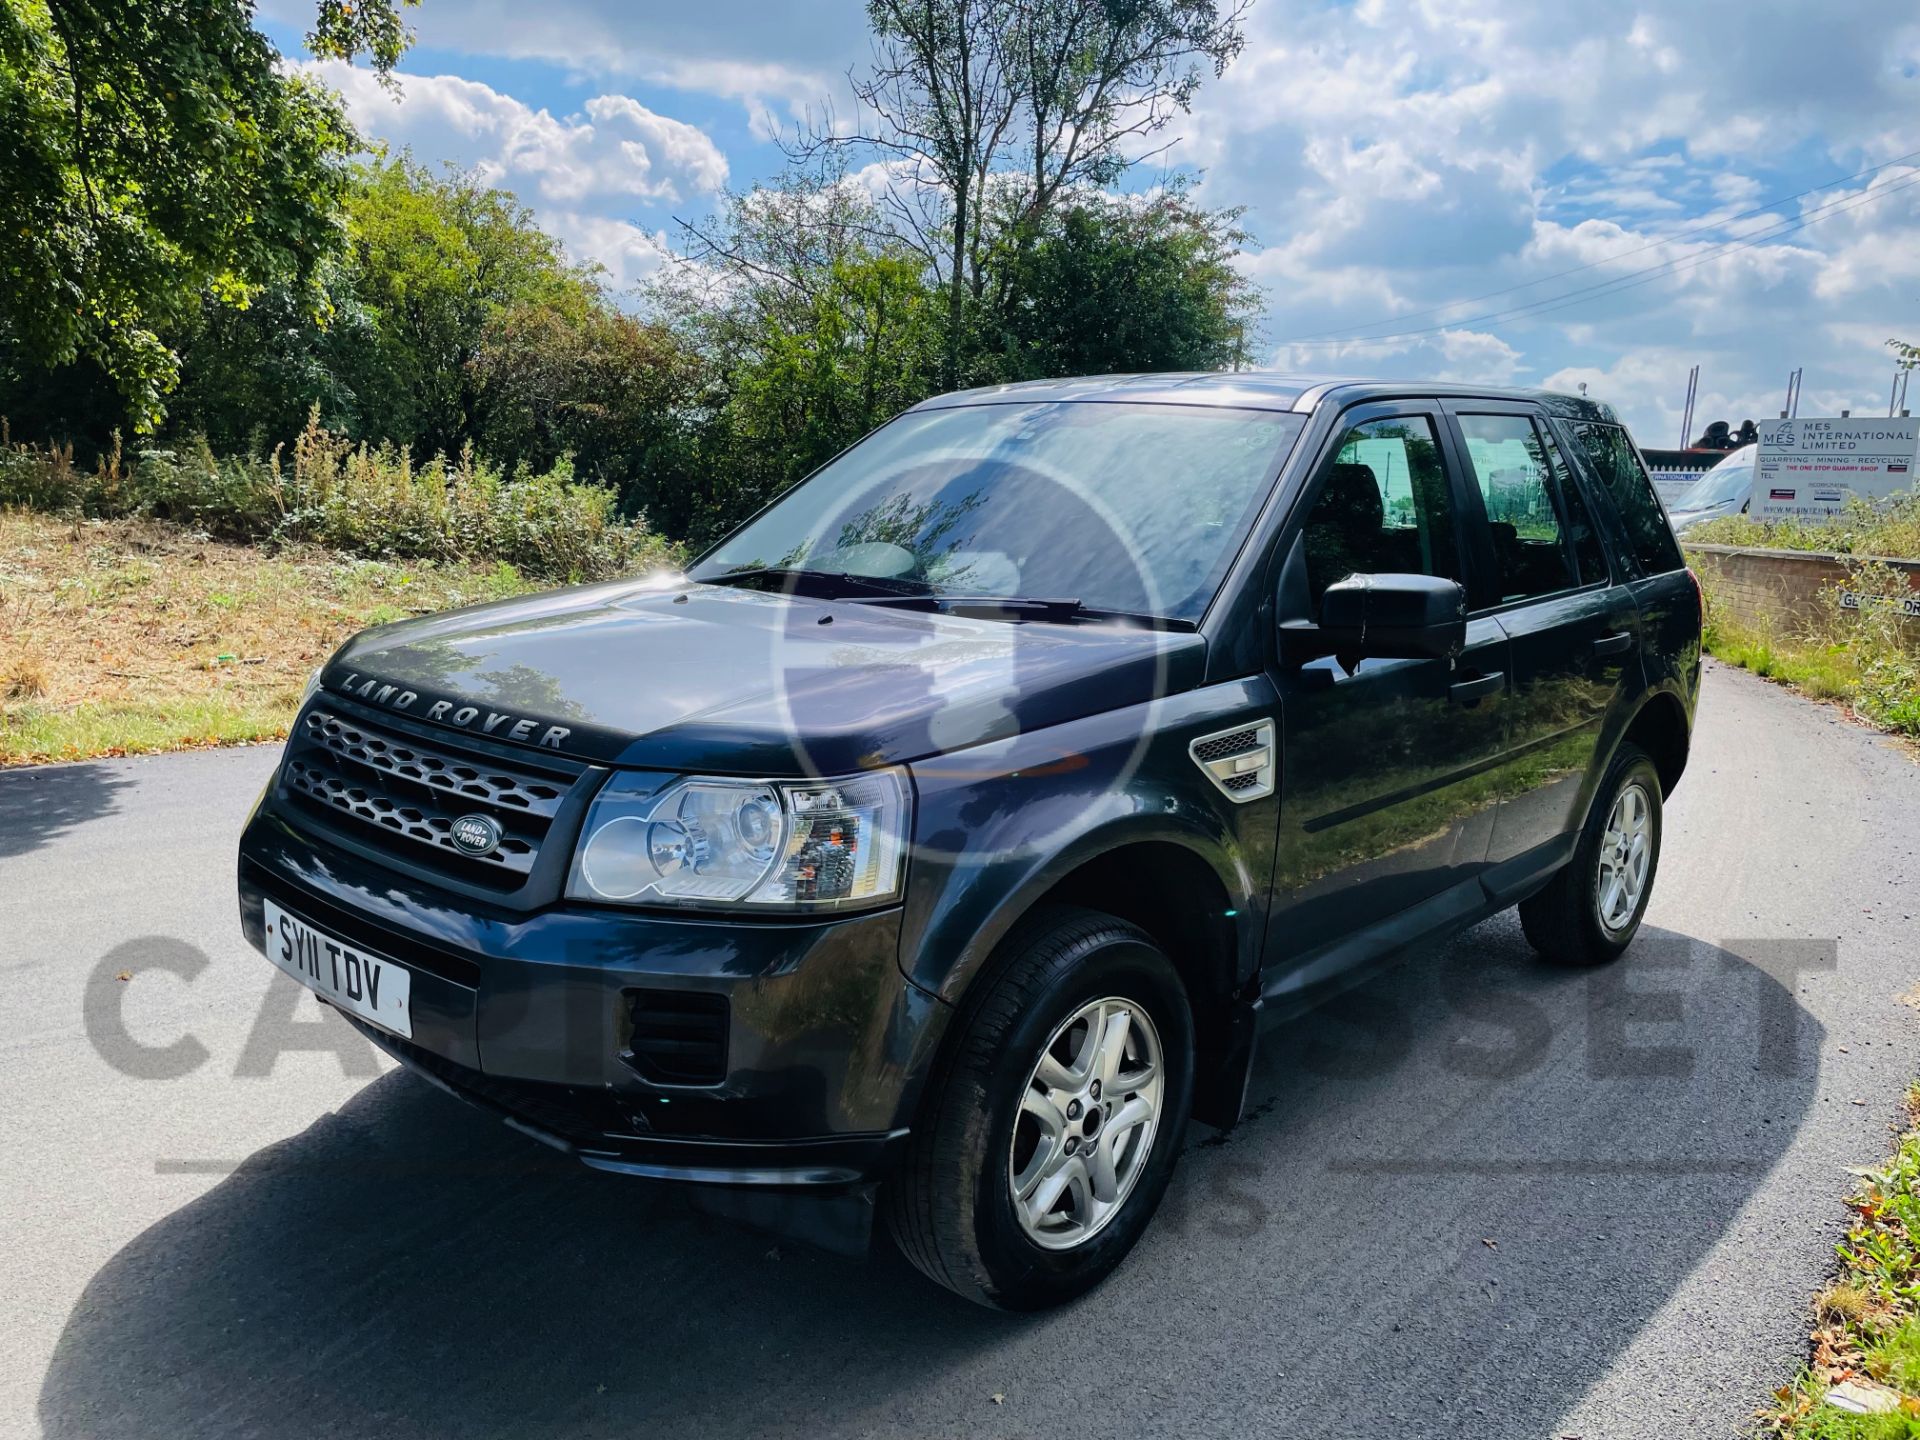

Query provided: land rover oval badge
[449,814,503,856]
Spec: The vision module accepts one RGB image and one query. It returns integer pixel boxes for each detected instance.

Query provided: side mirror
[1284,573,1467,663]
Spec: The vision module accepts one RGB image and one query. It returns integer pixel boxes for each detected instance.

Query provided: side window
[1571,422,1685,574]
[1457,413,1576,604]
[1300,414,1460,615]
[1538,423,1609,586]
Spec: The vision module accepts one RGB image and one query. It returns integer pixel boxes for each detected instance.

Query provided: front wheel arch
[896,831,1257,1136]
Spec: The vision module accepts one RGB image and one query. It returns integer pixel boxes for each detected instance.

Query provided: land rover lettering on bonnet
[239,374,1702,1310]
[334,672,574,750]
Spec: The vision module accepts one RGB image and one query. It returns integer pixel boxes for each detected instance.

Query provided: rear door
[1561,420,1703,710]
[1441,401,1638,870]
[1264,401,1510,985]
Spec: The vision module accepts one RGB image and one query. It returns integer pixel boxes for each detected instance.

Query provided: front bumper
[238,799,941,1191]
[343,1013,909,1186]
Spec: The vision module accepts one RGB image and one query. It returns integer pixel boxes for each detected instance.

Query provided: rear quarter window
[1569,422,1685,575]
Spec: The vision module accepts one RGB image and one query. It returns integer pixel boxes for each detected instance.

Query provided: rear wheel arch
[1618,689,1690,798]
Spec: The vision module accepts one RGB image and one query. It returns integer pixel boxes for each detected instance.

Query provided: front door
[1264,403,1511,998]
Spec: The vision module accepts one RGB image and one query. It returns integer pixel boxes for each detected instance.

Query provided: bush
[1689,490,1920,558]
[0,412,676,582]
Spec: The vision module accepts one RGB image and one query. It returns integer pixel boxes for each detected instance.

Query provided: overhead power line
[1283,146,1920,343]
[1274,166,1920,350]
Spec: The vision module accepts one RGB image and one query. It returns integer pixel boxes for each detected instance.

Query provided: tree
[657,174,945,542]
[983,186,1257,380]
[335,156,590,458]
[1007,0,1247,223]
[830,0,1021,390]
[471,296,701,511]
[801,0,1247,387]
[0,0,417,428]
[164,261,376,452]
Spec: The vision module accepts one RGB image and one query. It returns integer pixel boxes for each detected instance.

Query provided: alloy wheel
[1008,996,1164,1251]
[1596,780,1653,933]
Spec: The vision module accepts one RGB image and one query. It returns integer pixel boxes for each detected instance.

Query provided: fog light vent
[623,989,729,1086]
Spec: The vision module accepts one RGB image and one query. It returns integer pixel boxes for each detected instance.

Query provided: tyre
[1519,741,1663,966]
[885,905,1194,1310]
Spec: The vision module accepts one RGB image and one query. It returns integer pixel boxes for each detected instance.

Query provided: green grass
[1869,1321,1920,1395]
[1779,1410,1920,1439]
[0,511,551,765]
[1695,560,1920,741]
[1763,1088,1920,1436]
[0,695,295,762]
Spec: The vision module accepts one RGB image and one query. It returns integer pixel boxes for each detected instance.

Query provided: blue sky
[258,0,1920,444]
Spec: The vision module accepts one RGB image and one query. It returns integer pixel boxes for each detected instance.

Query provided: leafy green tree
[983,187,1257,381]
[0,0,416,429]
[163,262,376,452]
[659,176,945,542]
[802,0,1247,388]
[334,156,592,458]
[164,158,603,458]
[471,295,701,513]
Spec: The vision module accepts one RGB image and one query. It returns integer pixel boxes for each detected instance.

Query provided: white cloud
[639,58,837,141]
[542,213,675,290]
[1165,0,1920,439]
[297,61,728,292]
[306,62,728,207]
[265,0,851,133]
[275,1,1920,435]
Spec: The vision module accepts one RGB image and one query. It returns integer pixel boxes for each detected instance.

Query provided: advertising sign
[1753,416,1920,520]
[1649,468,1705,506]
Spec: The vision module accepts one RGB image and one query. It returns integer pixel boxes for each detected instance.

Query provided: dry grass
[0,510,538,765]
[2,648,48,700]
[1818,1283,1888,1330]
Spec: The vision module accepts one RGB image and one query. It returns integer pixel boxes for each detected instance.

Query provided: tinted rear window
[1569,423,1684,574]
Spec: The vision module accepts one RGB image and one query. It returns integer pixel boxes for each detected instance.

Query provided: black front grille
[303,710,570,815]
[624,989,730,1086]
[284,707,582,890]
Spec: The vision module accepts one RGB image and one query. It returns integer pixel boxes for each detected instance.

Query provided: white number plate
[263,899,414,1039]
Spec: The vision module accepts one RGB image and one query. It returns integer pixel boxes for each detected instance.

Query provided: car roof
[907,372,1621,425]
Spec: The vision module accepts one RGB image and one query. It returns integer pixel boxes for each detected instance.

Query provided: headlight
[300,665,326,705]
[567,769,910,912]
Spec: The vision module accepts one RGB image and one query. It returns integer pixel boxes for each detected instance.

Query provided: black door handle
[1449,671,1505,704]
[1592,631,1633,657]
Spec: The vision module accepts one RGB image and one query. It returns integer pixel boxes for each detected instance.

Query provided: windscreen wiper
[699,567,933,599]
[870,593,1197,632]
[702,572,1195,630]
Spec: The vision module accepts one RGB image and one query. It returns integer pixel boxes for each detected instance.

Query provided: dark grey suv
[239,373,1703,1309]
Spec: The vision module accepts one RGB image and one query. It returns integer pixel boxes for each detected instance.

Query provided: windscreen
[1674,447,1755,510]
[692,401,1305,622]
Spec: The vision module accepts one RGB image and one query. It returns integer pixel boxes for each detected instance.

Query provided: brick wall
[1684,543,1920,634]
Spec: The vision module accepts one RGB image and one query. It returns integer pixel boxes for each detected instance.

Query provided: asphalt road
[4,660,1918,1440]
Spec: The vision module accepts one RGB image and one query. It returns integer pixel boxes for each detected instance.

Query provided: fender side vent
[1190,721,1275,803]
